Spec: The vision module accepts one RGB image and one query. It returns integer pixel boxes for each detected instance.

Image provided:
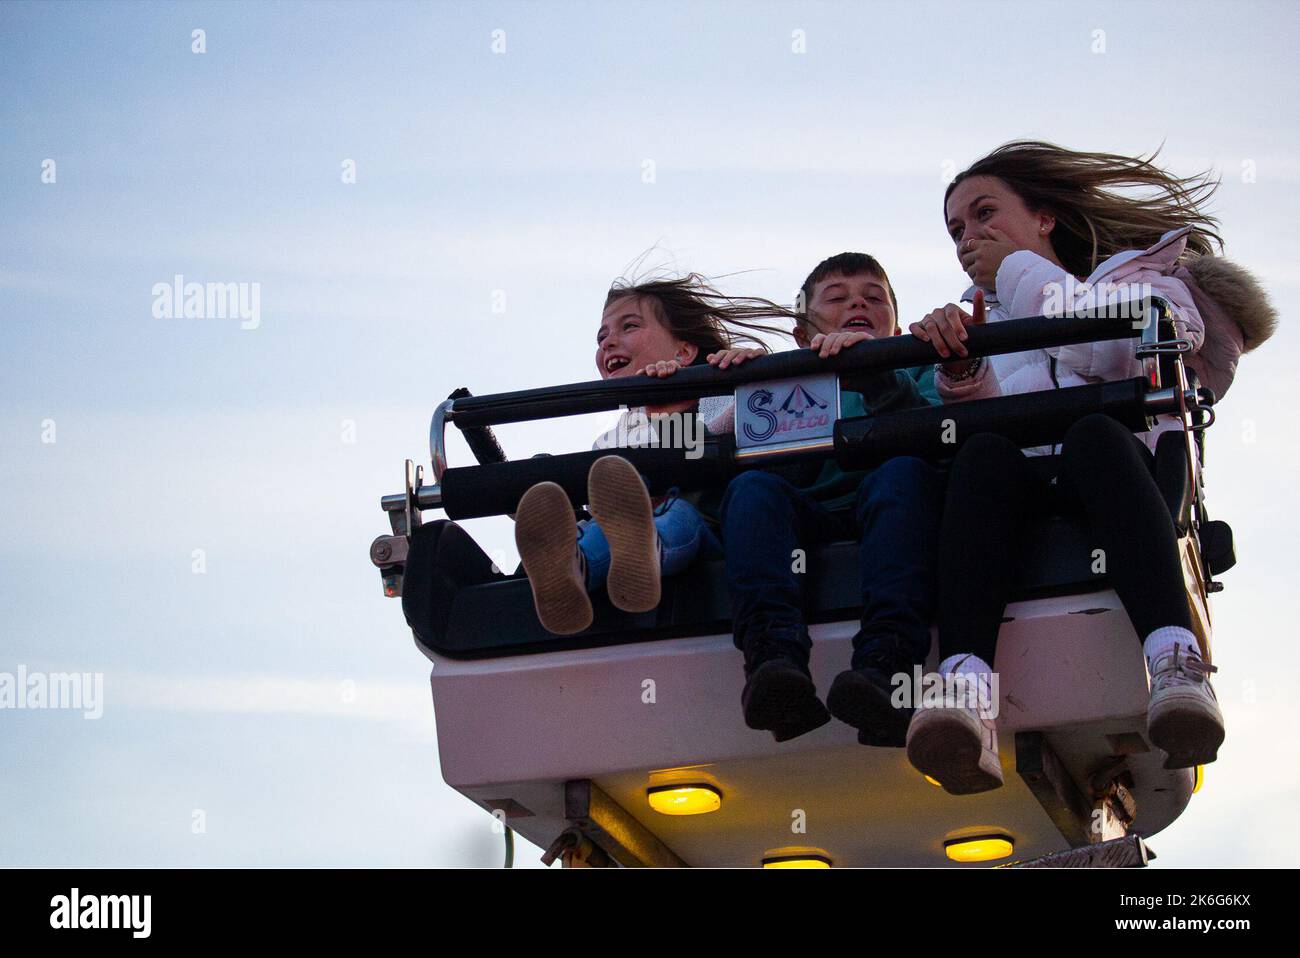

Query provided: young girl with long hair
[513,273,791,635]
[905,141,1275,794]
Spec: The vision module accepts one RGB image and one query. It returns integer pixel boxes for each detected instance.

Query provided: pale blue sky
[2,0,1297,866]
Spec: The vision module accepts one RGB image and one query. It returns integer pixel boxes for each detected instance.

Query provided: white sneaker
[905,658,1002,795]
[1146,647,1224,769]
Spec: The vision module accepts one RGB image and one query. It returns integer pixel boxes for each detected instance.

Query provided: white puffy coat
[936,227,1204,454]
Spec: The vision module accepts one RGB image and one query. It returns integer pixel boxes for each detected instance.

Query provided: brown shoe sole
[905,707,1003,796]
[587,456,660,614]
[1148,692,1225,769]
[514,482,592,636]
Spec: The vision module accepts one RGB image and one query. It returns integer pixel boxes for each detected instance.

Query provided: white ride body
[423,585,1198,867]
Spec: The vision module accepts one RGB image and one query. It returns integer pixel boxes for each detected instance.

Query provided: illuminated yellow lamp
[1193,765,1204,795]
[646,784,722,816]
[944,834,1015,863]
[762,854,832,869]
[924,775,943,788]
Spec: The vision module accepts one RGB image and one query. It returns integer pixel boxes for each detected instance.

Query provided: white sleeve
[995,252,1204,382]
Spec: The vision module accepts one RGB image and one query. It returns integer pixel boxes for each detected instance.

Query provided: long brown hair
[945,140,1224,276]
[604,273,796,363]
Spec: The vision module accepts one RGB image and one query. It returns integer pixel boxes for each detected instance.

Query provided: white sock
[1143,626,1199,667]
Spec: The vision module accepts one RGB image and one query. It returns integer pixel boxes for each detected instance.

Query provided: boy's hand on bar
[808,329,873,358]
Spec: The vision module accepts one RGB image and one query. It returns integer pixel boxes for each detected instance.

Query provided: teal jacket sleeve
[841,368,929,414]
[907,365,940,406]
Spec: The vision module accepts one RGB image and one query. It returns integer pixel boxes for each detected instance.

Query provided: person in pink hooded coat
[934,224,1202,455]
[900,141,1274,796]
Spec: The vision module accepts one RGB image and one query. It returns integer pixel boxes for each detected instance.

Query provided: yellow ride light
[1193,765,1204,794]
[762,854,832,869]
[646,784,722,816]
[924,775,943,787]
[944,834,1015,863]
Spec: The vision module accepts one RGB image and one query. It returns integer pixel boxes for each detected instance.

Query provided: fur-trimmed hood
[1174,254,1277,399]
[1179,254,1277,351]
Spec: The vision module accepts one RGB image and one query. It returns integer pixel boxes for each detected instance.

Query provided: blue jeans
[578,492,723,592]
[719,458,942,668]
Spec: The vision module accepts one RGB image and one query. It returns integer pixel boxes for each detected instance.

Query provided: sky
[1,0,1297,868]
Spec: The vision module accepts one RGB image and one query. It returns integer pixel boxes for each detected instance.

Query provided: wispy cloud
[106,670,435,735]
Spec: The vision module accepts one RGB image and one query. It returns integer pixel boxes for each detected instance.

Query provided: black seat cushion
[404,513,1108,660]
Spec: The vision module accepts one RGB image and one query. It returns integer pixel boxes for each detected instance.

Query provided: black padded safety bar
[440,443,736,521]
[438,380,1153,519]
[449,305,1158,429]
[447,388,508,465]
[835,378,1150,470]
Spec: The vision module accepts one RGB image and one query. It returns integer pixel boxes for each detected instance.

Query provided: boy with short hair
[718,252,943,744]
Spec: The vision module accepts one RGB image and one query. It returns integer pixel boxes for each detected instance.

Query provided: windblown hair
[945,140,1224,276]
[798,252,899,325]
[605,273,797,362]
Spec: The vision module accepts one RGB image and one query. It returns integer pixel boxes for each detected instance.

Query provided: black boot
[826,636,919,747]
[740,636,831,743]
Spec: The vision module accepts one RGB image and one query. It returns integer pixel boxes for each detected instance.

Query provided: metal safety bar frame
[374,296,1220,595]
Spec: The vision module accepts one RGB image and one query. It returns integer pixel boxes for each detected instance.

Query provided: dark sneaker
[827,638,917,747]
[740,638,831,743]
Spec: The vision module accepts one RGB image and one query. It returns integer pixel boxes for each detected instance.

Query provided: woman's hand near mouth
[959,227,1018,289]
[809,329,873,358]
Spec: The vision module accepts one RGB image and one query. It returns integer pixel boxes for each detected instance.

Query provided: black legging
[937,413,1193,665]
